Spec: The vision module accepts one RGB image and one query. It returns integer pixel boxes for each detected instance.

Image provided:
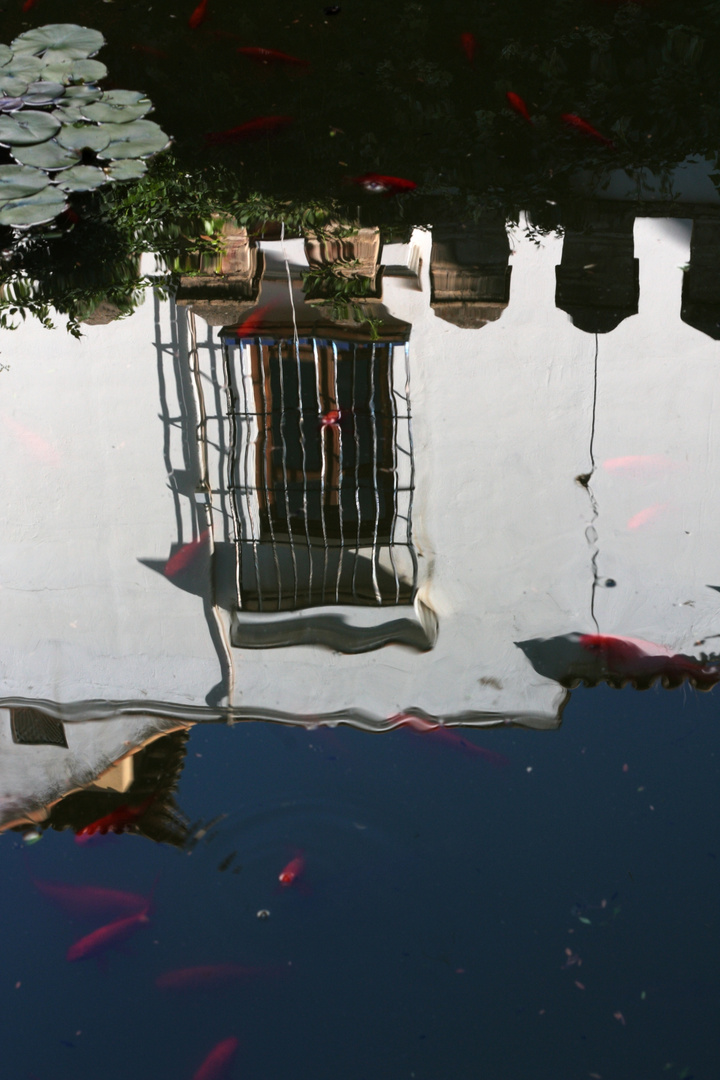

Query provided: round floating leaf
[0,77,29,97]
[11,25,105,60]
[0,55,44,81]
[11,138,81,170]
[51,104,90,124]
[99,118,170,159]
[0,45,13,67]
[21,80,66,106]
[0,110,61,145]
[0,188,67,227]
[63,84,102,103]
[56,164,107,191]
[40,57,108,84]
[56,122,111,151]
[95,89,145,106]
[0,96,24,112]
[83,96,153,124]
[0,163,50,200]
[105,158,147,181]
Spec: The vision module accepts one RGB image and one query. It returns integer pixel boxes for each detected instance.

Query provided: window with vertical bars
[222,335,417,613]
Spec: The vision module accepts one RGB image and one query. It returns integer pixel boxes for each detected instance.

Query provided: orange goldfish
[278,855,304,886]
[193,1037,239,1080]
[561,113,615,148]
[163,530,209,578]
[460,33,476,63]
[75,795,154,843]
[506,91,532,123]
[237,47,309,66]
[189,0,208,29]
[66,904,151,961]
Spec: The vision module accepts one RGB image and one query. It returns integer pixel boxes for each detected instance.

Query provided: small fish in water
[460,33,476,63]
[237,47,309,67]
[561,113,615,148]
[626,502,667,530]
[350,173,417,195]
[232,302,278,338]
[2,414,60,466]
[33,878,148,919]
[390,714,510,767]
[188,0,208,29]
[75,795,155,843]
[205,115,293,146]
[602,455,672,473]
[506,91,533,123]
[193,1037,239,1080]
[131,44,169,59]
[278,855,305,886]
[579,633,720,685]
[163,530,209,578]
[21,0,39,10]
[156,964,273,989]
[66,904,151,962]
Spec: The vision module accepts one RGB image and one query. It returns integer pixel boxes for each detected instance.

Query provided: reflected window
[10,707,68,748]
[224,336,417,613]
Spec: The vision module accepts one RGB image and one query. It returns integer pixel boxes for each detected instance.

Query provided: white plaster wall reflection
[0,217,719,731]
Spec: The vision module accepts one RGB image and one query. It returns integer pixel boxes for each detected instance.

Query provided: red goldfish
[193,1037,239,1080]
[75,795,154,843]
[390,714,510,767]
[506,92,533,124]
[21,0,39,10]
[278,855,304,886]
[602,455,672,472]
[163,529,209,577]
[626,503,667,530]
[189,0,208,29]
[33,877,147,919]
[232,302,279,337]
[460,33,476,63]
[66,903,151,961]
[156,964,272,989]
[350,173,417,195]
[579,633,720,686]
[561,113,615,148]
[237,46,309,66]
[204,115,293,146]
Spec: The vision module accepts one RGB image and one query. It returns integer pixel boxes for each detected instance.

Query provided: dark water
[3,687,719,1079]
[1,1,720,1078]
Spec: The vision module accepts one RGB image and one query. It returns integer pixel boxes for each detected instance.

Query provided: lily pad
[105,158,147,181]
[0,187,67,227]
[0,164,50,200]
[56,164,107,191]
[41,57,108,84]
[98,118,170,159]
[0,96,24,112]
[63,84,102,103]
[56,122,111,152]
[0,77,29,98]
[11,139,81,170]
[0,111,61,145]
[21,80,66,106]
[51,104,91,124]
[0,56,44,81]
[0,45,13,67]
[83,94,152,124]
[11,25,105,60]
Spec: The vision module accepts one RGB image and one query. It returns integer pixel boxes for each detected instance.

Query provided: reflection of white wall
[0,710,180,827]
[1,218,719,736]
